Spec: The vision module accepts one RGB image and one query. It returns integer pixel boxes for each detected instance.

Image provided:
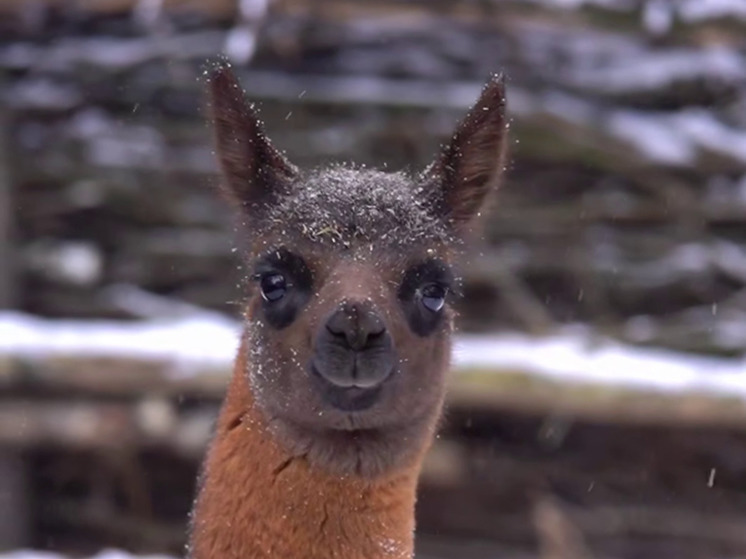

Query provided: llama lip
[310,364,385,412]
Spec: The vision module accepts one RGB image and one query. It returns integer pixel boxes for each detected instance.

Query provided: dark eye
[419,283,447,312]
[259,273,287,302]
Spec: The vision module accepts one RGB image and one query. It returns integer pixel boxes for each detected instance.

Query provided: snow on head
[264,165,452,249]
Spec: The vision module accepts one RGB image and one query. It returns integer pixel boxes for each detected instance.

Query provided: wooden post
[0,452,30,550]
[0,104,15,309]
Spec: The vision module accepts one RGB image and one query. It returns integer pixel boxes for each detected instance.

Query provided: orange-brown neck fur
[189,338,426,559]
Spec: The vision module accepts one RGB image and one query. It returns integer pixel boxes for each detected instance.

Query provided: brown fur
[188,64,508,559]
[189,339,423,559]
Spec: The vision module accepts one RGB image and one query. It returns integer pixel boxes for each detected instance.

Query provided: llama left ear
[422,75,508,232]
[208,65,298,213]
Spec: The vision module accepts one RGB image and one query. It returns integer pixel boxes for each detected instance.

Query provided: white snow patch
[542,90,596,125]
[104,283,216,319]
[673,110,746,163]
[607,111,694,165]
[713,309,746,349]
[238,0,269,20]
[607,109,746,166]
[26,241,103,286]
[224,25,257,65]
[570,48,745,94]
[738,174,746,203]
[643,0,674,35]
[2,79,81,110]
[454,329,746,398]
[132,0,164,28]
[1,312,745,399]
[679,0,746,22]
[0,553,62,559]
[527,0,746,21]
[0,311,240,373]
[527,0,635,10]
[518,87,746,167]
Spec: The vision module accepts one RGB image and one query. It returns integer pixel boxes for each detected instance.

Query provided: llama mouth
[310,364,384,412]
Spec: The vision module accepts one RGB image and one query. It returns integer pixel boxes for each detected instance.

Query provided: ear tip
[484,73,507,101]
[207,63,255,119]
[208,62,240,94]
[491,72,506,84]
[473,72,506,119]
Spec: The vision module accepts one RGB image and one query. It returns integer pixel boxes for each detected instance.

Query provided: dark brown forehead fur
[253,165,456,252]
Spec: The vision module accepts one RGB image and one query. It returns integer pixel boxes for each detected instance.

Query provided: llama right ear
[421,75,508,233]
[208,66,298,211]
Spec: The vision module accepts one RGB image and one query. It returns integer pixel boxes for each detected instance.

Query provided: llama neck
[188,345,424,559]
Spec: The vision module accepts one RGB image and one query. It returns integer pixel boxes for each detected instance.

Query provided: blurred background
[1,0,746,558]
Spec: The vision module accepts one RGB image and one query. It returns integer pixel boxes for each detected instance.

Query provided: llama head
[208,66,507,478]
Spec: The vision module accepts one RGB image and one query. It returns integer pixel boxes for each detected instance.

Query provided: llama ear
[423,75,508,232]
[208,65,298,212]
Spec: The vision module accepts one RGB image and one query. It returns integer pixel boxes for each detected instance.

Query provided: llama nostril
[315,302,394,393]
[325,313,351,335]
[325,314,355,346]
[324,302,387,352]
[368,325,385,339]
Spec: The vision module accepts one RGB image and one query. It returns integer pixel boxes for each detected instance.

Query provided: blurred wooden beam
[0,105,15,310]
[0,0,238,18]
[0,452,29,550]
[4,358,746,444]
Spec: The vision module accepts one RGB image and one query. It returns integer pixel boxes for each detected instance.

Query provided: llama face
[208,66,507,477]
[240,170,457,477]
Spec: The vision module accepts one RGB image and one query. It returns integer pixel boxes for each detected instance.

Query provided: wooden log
[4,354,228,397]
[44,499,184,550]
[0,399,216,457]
[449,368,746,431]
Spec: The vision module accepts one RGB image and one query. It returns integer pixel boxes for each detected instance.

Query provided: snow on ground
[456,329,746,396]
[0,310,240,368]
[679,0,746,22]
[531,0,746,22]
[1,311,745,399]
[569,47,746,95]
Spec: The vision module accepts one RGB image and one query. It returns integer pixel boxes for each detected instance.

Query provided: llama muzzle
[311,300,395,410]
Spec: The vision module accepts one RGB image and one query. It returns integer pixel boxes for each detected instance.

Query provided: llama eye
[419,284,447,312]
[260,273,287,302]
